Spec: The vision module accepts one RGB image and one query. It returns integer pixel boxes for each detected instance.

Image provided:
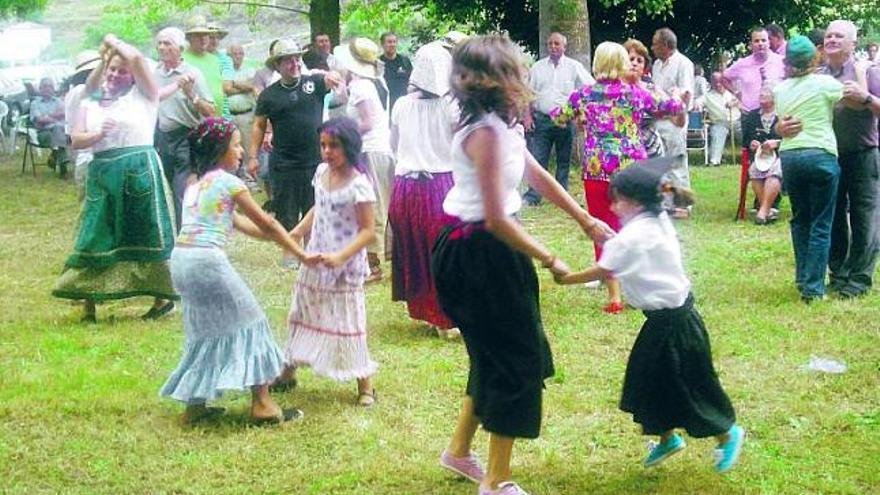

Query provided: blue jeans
[524,112,574,203]
[780,149,840,297]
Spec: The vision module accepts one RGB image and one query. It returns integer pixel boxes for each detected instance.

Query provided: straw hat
[409,41,452,96]
[207,22,228,39]
[334,38,381,79]
[439,31,469,50]
[265,37,306,69]
[74,50,101,73]
[184,14,213,36]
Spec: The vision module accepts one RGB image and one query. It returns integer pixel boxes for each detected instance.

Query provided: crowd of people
[34,12,879,495]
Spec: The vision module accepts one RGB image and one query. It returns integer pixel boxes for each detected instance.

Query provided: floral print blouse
[550,79,684,181]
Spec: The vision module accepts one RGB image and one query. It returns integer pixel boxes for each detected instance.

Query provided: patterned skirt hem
[286,324,377,381]
[159,317,285,403]
[52,289,178,301]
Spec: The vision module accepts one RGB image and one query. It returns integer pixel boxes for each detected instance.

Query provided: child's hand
[320,252,346,268]
[582,218,615,244]
[553,271,577,285]
[301,253,322,267]
[545,257,570,280]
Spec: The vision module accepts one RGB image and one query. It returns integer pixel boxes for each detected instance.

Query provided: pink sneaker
[478,481,530,495]
[439,450,485,483]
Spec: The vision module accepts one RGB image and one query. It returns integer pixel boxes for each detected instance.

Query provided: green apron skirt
[53,145,178,301]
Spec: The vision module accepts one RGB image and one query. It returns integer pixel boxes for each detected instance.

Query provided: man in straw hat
[249,37,343,234]
[207,22,235,117]
[182,15,227,117]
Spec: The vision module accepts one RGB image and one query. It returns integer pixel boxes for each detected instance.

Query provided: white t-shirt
[598,212,691,310]
[443,112,525,222]
[346,77,391,153]
[391,94,459,175]
[80,87,157,152]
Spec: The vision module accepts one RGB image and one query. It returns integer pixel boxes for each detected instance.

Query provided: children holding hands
[556,156,745,473]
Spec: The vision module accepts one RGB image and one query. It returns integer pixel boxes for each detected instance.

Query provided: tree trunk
[539,0,591,69]
[309,0,340,45]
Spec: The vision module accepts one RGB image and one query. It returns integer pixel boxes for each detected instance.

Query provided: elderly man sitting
[696,72,741,165]
[30,77,69,177]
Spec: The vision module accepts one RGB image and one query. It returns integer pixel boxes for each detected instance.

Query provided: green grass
[0,156,878,494]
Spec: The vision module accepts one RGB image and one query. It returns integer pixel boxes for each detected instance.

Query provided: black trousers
[270,166,317,230]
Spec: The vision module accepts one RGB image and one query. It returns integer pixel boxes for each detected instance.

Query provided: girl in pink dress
[278,117,379,407]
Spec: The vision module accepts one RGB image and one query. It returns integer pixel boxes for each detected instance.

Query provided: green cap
[785,35,816,70]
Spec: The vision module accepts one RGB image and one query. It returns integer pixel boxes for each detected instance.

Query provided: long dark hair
[318,117,365,173]
[188,117,238,177]
[450,35,533,127]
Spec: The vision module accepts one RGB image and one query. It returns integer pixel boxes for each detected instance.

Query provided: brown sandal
[357,389,377,407]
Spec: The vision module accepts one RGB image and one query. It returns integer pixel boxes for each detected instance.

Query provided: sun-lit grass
[0,155,877,494]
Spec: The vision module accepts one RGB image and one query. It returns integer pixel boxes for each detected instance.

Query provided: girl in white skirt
[278,117,379,406]
[160,117,318,424]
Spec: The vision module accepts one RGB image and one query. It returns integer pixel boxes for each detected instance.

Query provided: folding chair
[18,117,52,176]
[686,110,708,165]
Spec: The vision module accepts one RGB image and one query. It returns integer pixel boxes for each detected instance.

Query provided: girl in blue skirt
[160,117,317,424]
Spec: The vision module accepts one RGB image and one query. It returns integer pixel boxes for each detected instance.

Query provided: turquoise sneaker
[714,425,745,473]
[644,433,686,467]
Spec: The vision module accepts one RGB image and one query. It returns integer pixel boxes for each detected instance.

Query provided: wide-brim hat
[410,41,452,96]
[439,31,469,50]
[74,50,101,73]
[784,35,816,70]
[207,23,228,39]
[334,37,381,79]
[265,37,305,69]
[184,14,213,36]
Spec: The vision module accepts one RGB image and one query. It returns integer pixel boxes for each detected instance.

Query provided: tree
[0,0,49,18]
[540,0,591,68]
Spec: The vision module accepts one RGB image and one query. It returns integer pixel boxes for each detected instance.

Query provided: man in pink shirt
[723,27,786,171]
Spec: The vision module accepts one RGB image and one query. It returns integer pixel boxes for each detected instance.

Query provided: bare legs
[446,396,515,491]
[751,177,782,222]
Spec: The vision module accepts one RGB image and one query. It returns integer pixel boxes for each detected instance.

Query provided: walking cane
[734,106,749,221]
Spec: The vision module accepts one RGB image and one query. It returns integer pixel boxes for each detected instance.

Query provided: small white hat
[410,41,452,96]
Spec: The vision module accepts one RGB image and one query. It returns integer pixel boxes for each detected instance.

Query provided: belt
[230,108,254,115]
[400,171,435,181]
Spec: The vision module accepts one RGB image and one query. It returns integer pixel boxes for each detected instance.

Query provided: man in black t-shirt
[379,32,412,112]
[248,38,342,230]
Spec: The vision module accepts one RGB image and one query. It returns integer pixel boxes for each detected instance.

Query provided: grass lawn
[0,155,877,494]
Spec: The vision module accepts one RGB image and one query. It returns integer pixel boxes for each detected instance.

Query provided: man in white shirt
[523,32,594,205]
[696,72,741,165]
[651,27,694,214]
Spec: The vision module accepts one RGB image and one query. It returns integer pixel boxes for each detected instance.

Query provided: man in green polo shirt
[182,15,228,117]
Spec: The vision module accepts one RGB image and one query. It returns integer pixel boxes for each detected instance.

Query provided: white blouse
[443,112,525,222]
[391,94,459,175]
[597,212,691,310]
[346,78,391,154]
[80,87,157,152]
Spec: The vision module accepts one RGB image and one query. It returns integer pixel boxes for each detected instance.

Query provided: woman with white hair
[153,26,215,227]
[388,40,460,338]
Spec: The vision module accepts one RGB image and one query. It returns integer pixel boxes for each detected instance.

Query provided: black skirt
[431,221,554,439]
[620,294,736,438]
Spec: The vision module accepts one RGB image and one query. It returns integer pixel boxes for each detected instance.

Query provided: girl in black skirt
[556,157,745,473]
[433,35,614,495]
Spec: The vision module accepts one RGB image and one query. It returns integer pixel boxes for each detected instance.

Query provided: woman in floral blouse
[551,41,684,314]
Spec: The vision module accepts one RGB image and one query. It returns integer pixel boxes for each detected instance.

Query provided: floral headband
[190,117,237,146]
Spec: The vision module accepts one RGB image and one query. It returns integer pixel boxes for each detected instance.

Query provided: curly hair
[318,117,364,172]
[450,34,533,127]
[623,39,651,67]
[188,117,238,177]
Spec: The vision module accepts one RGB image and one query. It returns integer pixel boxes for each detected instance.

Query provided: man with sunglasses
[249,38,343,232]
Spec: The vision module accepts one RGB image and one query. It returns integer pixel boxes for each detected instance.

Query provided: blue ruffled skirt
[160,247,285,403]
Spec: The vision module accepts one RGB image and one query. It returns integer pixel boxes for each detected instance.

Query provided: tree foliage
[341,0,469,53]
[0,0,48,19]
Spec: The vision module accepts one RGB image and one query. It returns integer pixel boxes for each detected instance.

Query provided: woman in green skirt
[53,34,177,322]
